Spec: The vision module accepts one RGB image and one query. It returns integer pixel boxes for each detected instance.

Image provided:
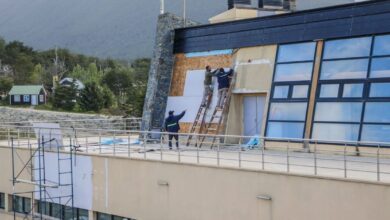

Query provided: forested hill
[0,0,225,59]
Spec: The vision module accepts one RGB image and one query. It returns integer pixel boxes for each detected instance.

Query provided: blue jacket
[215,69,233,90]
[164,111,186,133]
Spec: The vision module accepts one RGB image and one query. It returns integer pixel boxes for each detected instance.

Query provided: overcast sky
[0,0,226,59]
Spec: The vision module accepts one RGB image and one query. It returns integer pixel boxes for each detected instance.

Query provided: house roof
[59,77,85,90]
[9,85,45,95]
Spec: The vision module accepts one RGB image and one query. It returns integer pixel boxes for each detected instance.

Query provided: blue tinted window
[373,35,390,56]
[370,83,390,97]
[364,102,390,123]
[320,59,369,80]
[343,84,364,98]
[324,37,372,59]
[314,102,363,122]
[269,103,307,121]
[370,57,390,78]
[320,84,339,98]
[292,85,309,98]
[312,123,360,141]
[278,42,316,62]
[273,86,289,98]
[275,63,313,82]
[361,125,390,142]
[267,122,304,139]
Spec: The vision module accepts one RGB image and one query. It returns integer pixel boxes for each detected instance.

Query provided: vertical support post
[143,133,147,159]
[85,136,89,153]
[238,137,242,168]
[262,140,265,170]
[287,140,290,172]
[113,131,116,156]
[128,132,131,158]
[344,144,347,178]
[11,138,16,220]
[160,135,163,161]
[377,145,381,181]
[7,128,10,147]
[196,135,200,164]
[17,129,20,147]
[99,129,102,154]
[314,141,318,176]
[217,139,220,166]
[178,143,181,163]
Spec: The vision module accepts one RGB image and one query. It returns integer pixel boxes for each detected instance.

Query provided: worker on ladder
[201,66,219,107]
[164,110,186,150]
[215,68,233,108]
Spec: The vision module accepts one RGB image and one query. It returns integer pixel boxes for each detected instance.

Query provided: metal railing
[2,118,142,132]
[1,125,390,183]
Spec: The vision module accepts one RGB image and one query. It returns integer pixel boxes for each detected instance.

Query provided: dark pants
[168,134,179,149]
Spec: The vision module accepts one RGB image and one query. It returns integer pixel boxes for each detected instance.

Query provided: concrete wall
[1,146,390,220]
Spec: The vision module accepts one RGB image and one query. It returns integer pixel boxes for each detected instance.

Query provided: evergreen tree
[52,82,77,111]
[79,82,105,112]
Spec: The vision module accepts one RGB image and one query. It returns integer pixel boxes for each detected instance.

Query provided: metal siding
[174,0,390,53]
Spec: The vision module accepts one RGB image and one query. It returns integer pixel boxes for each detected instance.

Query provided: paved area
[2,136,390,183]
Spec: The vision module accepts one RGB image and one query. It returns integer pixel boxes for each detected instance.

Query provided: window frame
[312,34,390,143]
[13,196,31,214]
[265,41,317,140]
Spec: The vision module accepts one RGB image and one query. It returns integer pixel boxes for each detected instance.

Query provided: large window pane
[320,84,339,98]
[314,102,362,122]
[278,42,316,62]
[14,196,23,213]
[373,35,390,56]
[274,63,313,82]
[361,124,390,143]
[364,102,390,123]
[51,203,61,218]
[0,193,4,209]
[79,209,89,220]
[324,37,372,59]
[320,59,369,80]
[273,85,289,98]
[23,198,31,214]
[269,103,307,121]
[370,57,390,78]
[292,85,309,98]
[267,122,304,139]
[343,84,364,98]
[370,83,390,97]
[63,207,75,220]
[312,123,360,141]
[98,213,112,220]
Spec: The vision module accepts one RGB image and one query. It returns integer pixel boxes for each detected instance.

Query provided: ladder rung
[59,172,72,174]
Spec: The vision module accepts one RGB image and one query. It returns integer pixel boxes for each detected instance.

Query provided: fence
[2,118,142,132]
[1,125,390,183]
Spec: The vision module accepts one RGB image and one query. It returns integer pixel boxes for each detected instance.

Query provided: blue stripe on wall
[185,49,233,58]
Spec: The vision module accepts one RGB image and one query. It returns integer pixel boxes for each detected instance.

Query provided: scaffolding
[10,127,76,220]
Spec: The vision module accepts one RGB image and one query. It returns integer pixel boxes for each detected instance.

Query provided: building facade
[162,0,390,145]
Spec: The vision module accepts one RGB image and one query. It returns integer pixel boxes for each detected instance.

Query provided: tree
[78,82,105,112]
[102,68,133,104]
[0,77,13,94]
[52,82,77,111]
[102,86,115,108]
